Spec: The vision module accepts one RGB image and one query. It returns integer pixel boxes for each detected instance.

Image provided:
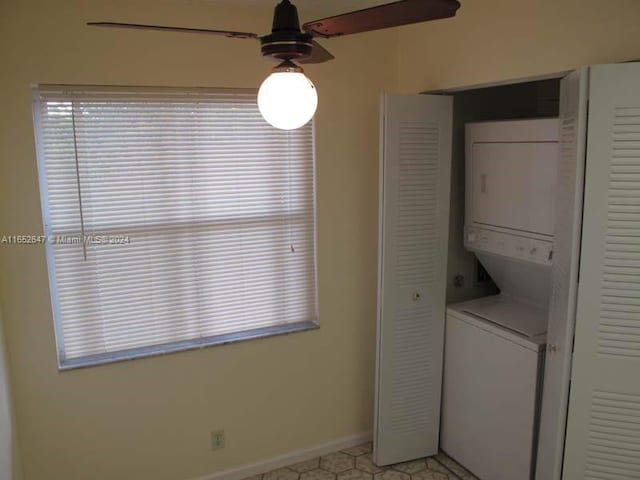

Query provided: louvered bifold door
[535,68,588,480]
[563,63,640,480]
[374,94,452,466]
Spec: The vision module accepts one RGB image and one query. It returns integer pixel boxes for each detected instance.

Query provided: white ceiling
[210,0,393,19]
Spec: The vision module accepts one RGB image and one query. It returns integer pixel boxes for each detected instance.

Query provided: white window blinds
[33,85,318,369]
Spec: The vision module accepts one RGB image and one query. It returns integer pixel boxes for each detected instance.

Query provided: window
[33,85,318,369]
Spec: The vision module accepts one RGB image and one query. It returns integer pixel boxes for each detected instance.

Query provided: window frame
[32,84,319,370]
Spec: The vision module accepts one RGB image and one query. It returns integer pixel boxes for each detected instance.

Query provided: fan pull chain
[287,130,295,254]
[71,102,88,261]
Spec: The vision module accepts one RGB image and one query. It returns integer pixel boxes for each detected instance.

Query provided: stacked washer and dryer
[441,118,559,480]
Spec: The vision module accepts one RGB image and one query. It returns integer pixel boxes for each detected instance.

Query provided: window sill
[58,320,319,371]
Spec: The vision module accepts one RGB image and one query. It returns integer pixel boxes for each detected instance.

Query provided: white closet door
[563,63,640,480]
[374,94,452,466]
[535,69,588,480]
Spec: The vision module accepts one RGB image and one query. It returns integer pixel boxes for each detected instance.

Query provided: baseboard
[191,432,373,480]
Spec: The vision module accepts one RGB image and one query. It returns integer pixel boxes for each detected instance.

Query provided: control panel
[465,227,553,267]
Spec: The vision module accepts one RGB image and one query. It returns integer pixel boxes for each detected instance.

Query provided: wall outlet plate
[211,430,225,450]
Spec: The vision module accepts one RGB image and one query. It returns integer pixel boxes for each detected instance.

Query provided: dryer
[464,118,559,307]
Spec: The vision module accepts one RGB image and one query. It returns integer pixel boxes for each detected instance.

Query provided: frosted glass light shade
[258,70,318,130]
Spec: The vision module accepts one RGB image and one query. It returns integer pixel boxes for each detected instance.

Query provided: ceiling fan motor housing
[260,0,313,61]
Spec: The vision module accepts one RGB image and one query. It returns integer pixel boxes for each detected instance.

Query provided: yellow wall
[0,1,397,480]
[397,0,640,93]
[3,1,640,480]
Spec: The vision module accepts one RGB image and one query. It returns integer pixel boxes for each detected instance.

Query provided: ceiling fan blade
[298,40,335,64]
[87,22,259,39]
[302,0,460,38]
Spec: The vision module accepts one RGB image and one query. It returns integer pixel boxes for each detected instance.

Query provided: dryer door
[470,141,557,236]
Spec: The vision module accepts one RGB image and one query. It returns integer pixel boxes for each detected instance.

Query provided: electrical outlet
[211,430,225,451]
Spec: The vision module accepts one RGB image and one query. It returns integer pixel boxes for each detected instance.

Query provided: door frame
[423,70,570,95]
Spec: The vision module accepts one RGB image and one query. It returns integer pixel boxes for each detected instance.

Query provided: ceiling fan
[89,0,461,130]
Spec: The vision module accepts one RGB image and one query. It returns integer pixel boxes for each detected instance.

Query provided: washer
[440,295,546,480]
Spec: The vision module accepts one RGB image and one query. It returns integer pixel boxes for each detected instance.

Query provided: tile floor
[244,444,478,480]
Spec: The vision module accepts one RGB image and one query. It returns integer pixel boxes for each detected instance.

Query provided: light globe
[258,61,318,130]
